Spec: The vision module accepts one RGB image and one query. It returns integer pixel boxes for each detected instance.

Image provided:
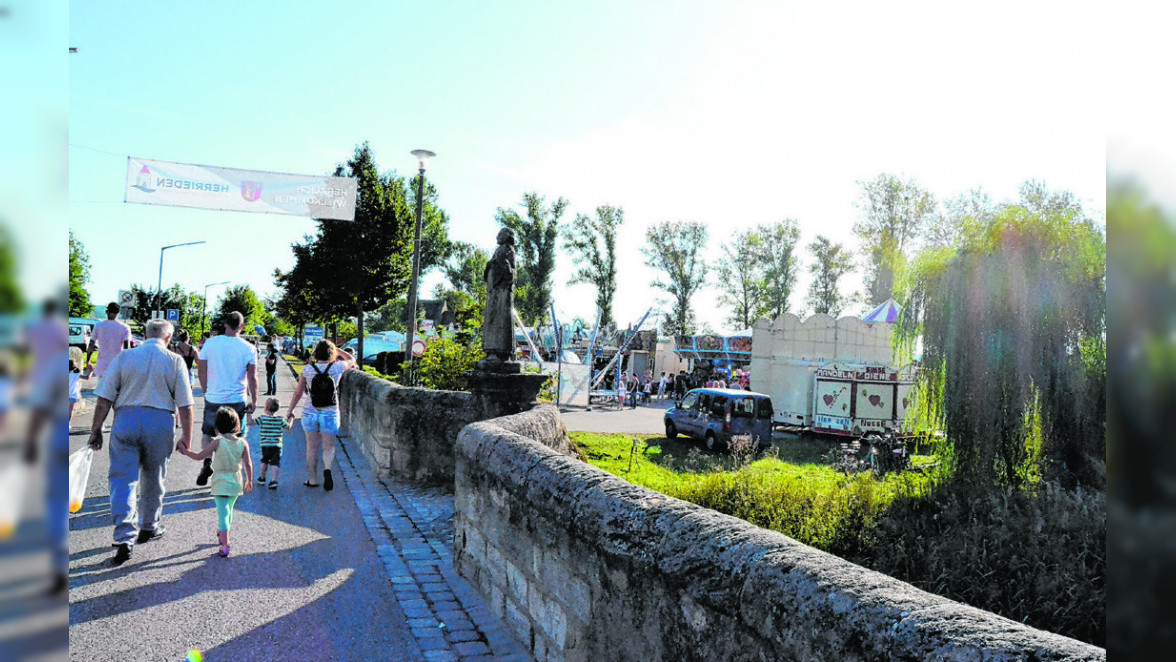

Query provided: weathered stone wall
[339,370,481,484]
[338,370,575,484]
[454,409,1106,662]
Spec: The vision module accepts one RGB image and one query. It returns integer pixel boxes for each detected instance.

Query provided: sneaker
[269,480,278,489]
[322,469,334,492]
[256,476,267,484]
[196,461,213,486]
[136,525,165,544]
[111,543,132,566]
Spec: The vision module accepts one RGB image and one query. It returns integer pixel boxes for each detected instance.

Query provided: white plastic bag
[0,461,27,538]
[68,447,94,514]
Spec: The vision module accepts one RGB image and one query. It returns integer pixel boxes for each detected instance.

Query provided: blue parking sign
[166,309,179,321]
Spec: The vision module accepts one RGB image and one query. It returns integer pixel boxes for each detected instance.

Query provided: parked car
[69,323,91,351]
[664,388,774,452]
[341,335,404,365]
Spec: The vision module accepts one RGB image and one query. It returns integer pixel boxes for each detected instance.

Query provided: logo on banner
[241,181,263,202]
[132,165,156,193]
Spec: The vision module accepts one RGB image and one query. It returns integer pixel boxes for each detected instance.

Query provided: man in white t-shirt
[195,311,258,486]
[86,302,132,379]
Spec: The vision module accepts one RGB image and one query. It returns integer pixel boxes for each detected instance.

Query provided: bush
[415,336,484,391]
[361,365,386,380]
[667,464,898,559]
[862,481,1105,647]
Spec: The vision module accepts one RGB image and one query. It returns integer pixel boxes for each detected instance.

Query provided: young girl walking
[180,406,253,556]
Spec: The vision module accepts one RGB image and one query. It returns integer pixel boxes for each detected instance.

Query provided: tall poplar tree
[805,236,854,317]
[642,220,709,335]
[755,218,801,320]
[563,205,624,326]
[853,174,935,305]
[716,229,765,330]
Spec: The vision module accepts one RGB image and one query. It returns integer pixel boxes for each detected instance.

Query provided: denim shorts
[301,408,339,435]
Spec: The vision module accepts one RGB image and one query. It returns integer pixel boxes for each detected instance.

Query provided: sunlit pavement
[559,397,676,434]
[67,357,528,662]
[0,398,69,662]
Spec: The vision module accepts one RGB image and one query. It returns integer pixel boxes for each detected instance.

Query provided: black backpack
[308,361,337,408]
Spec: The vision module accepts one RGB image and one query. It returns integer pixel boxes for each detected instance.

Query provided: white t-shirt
[199,335,257,403]
[300,361,347,412]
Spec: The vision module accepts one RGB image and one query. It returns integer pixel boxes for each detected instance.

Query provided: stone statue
[480,227,517,368]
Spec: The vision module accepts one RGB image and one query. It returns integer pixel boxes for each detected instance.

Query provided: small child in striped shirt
[251,397,290,489]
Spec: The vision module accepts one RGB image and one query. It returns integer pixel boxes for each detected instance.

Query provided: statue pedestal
[465,369,550,419]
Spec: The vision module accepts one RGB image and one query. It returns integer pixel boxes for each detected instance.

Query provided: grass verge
[572,431,1104,647]
[573,431,931,557]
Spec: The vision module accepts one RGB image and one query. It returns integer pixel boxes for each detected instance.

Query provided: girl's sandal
[218,545,230,557]
[302,480,320,488]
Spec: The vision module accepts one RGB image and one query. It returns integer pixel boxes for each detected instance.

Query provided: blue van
[664,388,774,452]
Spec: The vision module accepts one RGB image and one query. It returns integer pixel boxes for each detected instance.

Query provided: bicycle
[832,440,867,476]
[861,431,911,477]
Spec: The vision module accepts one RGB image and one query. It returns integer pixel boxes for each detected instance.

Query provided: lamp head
[410,149,436,172]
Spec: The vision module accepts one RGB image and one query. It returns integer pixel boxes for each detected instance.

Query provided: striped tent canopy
[862,298,903,324]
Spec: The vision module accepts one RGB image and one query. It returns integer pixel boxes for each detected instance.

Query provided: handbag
[0,461,27,537]
[68,447,94,513]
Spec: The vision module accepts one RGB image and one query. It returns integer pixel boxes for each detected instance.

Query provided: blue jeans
[109,407,174,546]
[266,371,277,395]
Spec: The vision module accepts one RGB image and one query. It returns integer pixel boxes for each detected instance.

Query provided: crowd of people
[79,305,356,565]
[598,367,753,409]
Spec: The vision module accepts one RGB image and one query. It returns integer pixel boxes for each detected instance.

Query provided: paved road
[560,397,676,434]
[68,355,423,662]
[0,393,69,662]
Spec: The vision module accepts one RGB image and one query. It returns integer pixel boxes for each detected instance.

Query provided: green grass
[572,430,1104,646]
[573,431,933,556]
[283,354,306,373]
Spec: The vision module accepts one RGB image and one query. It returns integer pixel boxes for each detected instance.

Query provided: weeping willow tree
[896,203,1105,490]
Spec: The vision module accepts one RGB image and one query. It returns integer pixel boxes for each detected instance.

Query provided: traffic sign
[411,338,427,357]
[117,289,136,308]
[166,309,179,321]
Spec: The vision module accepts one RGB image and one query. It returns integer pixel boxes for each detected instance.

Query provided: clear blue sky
[68,0,1105,333]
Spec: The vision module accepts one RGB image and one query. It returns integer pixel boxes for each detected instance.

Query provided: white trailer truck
[750,312,915,437]
[752,358,914,436]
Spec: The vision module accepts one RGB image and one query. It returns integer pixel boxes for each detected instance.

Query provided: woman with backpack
[285,339,356,491]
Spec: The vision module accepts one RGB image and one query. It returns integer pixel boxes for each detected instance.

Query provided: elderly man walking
[196,311,258,486]
[88,319,194,566]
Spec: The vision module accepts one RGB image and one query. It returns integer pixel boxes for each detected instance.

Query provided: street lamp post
[404,149,435,382]
[158,241,206,317]
[202,280,230,339]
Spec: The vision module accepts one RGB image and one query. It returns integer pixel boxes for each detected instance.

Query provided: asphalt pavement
[0,393,69,662]
[559,396,676,434]
[67,356,423,662]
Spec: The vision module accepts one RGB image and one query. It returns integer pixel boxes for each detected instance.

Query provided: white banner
[125,157,357,220]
